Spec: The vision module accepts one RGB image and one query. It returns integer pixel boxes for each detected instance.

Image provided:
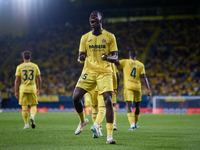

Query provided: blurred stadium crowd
[0,19,200,96]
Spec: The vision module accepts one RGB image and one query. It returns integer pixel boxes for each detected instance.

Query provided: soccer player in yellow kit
[83,93,92,116]
[115,50,151,130]
[73,10,118,144]
[111,63,120,130]
[15,51,42,129]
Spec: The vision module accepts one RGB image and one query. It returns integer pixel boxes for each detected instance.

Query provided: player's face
[89,11,102,28]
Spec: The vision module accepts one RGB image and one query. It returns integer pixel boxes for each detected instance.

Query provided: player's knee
[127,107,132,112]
[72,93,81,103]
[105,98,112,107]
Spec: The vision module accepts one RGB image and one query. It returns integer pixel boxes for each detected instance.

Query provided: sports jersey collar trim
[91,29,104,36]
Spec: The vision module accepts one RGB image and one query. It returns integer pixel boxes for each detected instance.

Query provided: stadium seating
[0,19,200,97]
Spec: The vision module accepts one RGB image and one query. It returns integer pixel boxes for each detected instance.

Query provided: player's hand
[79,54,85,61]
[77,57,84,64]
[101,53,108,61]
[147,89,151,96]
[37,89,40,95]
[15,92,19,99]
[113,89,118,95]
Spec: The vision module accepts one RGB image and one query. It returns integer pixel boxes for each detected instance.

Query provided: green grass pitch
[0,113,200,150]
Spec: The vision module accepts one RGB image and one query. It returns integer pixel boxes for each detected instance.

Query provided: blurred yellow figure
[83,93,92,116]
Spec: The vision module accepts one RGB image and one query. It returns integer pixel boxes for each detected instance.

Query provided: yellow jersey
[119,59,145,91]
[15,62,41,93]
[111,63,119,90]
[79,29,118,73]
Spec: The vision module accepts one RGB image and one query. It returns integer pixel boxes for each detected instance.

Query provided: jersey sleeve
[141,63,146,74]
[119,59,126,68]
[109,34,118,52]
[15,66,21,76]
[79,35,86,53]
[36,65,41,76]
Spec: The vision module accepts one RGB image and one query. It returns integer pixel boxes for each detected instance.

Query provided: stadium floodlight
[153,96,200,114]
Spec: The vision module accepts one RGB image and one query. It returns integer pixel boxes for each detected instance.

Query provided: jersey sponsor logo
[102,39,106,43]
[88,39,92,42]
[89,45,106,49]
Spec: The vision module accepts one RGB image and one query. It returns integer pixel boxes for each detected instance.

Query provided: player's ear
[100,18,103,23]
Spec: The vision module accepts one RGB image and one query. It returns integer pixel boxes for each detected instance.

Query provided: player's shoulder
[24,62,39,68]
[17,62,24,67]
[136,60,144,66]
[136,60,144,64]
[103,29,114,34]
[119,59,128,62]
[32,62,40,69]
[28,62,38,66]
[103,29,115,37]
[80,31,92,41]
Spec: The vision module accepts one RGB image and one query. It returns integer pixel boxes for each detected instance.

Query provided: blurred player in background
[15,51,42,129]
[83,93,92,116]
[72,10,118,144]
[115,50,151,130]
[111,63,120,130]
[86,87,103,137]
[91,63,120,138]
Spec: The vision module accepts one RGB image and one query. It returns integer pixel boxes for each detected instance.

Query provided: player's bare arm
[101,51,118,63]
[115,72,120,95]
[77,52,86,64]
[36,75,42,95]
[113,71,120,95]
[14,76,21,99]
[141,74,151,96]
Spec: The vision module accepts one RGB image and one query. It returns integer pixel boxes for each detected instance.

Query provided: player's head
[89,10,103,28]
[22,51,31,60]
[129,50,137,59]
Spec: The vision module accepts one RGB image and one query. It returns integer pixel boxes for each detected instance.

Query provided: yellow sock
[30,105,37,116]
[127,112,134,124]
[22,105,28,123]
[113,106,116,123]
[95,107,106,125]
[135,114,140,124]
[78,111,85,122]
[92,106,98,123]
[106,123,113,136]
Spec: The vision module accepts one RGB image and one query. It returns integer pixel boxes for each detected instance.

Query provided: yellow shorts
[97,93,117,107]
[83,93,92,107]
[19,92,38,105]
[124,89,141,102]
[76,70,113,94]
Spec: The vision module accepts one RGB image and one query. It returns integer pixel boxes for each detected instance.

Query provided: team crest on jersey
[78,80,82,84]
[102,39,106,43]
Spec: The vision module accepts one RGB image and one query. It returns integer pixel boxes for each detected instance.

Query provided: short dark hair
[93,10,104,20]
[22,51,31,60]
